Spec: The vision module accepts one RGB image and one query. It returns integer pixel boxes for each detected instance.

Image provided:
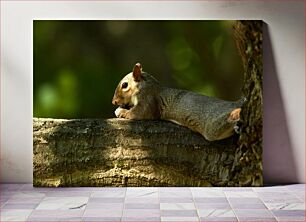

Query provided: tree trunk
[33,21,263,187]
[231,21,263,186]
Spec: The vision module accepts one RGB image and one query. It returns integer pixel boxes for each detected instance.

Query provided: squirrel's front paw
[115,107,127,118]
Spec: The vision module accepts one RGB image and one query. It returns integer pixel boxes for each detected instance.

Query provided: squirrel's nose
[112,98,118,105]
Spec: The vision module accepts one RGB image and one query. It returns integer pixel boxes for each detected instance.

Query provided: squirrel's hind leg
[203,108,241,141]
[227,108,241,123]
[228,108,242,135]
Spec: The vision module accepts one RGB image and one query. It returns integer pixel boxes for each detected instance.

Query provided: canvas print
[33,20,262,187]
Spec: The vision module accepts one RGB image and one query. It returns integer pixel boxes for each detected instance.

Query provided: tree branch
[33,118,245,187]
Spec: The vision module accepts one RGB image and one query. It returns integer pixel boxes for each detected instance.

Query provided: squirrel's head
[112,63,143,109]
[112,63,159,109]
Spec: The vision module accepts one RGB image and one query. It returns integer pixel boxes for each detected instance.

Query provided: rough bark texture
[33,118,239,187]
[231,20,263,186]
[33,21,262,187]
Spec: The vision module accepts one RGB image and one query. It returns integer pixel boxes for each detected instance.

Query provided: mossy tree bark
[33,21,262,187]
[231,20,263,185]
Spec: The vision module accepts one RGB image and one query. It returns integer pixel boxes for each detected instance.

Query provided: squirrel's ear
[132,63,142,82]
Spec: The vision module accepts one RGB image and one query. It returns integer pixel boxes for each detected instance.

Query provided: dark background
[34,20,243,118]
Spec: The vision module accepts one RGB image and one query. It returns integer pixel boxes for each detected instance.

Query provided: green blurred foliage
[34,20,243,118]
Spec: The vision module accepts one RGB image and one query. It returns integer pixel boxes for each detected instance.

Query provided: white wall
[1,1,305,184]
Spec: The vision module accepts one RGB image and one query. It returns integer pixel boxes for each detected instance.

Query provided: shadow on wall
[263,23,297,184]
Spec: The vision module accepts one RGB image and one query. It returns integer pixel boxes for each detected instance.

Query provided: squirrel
[112,63,243,141]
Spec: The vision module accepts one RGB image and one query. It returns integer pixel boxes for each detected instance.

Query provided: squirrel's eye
[121,82,128,89]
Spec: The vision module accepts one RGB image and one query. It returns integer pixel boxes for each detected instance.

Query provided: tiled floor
[0,184,305,222]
